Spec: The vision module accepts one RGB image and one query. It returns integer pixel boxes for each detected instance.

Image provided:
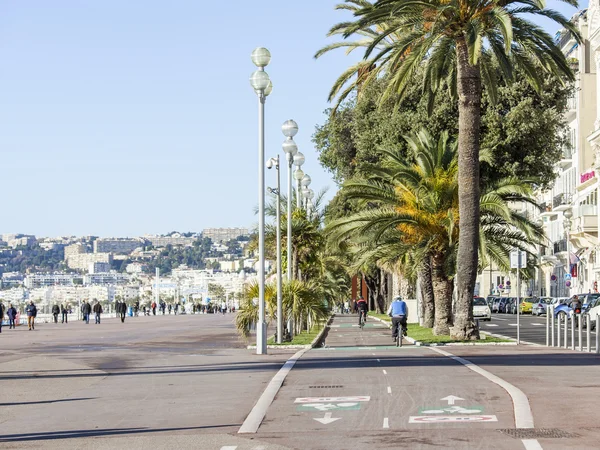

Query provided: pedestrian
[61,303,68,323]
[0,301,4,333]
[134,300,140,317]
[572,295,582,314]
[174,303,179,315]
[151,301,157,315]
[116,300,126,323]
[25,300,37,331]
[7,303,17,329]
[52,304,60,323]
[344,300,350,315]
[221,301,227,315]
[92,300,103,324]
[168,304,172,314]
[82,300,92,324]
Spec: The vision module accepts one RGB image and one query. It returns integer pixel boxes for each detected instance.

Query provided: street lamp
[294,152,305,208]
[282,120,298,285]
[535,218,544,297]
[563,209,573,297]
[267,156,283,344]
[249,46,272,355]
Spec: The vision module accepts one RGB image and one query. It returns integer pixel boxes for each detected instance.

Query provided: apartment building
[24,273,77,289]
[202,228,249,243]
[66,252,113,271]
[145,234,194,247]
[93,238,143,254]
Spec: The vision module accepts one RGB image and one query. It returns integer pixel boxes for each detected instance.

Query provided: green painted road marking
[314,346,419,351]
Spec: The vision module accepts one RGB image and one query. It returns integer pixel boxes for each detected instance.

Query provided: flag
[570,252,580,278]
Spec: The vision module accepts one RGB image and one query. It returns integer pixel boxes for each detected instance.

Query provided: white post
[563,314,568,349]
[586,313,591,352]
[517,264,521,345]
[578,314,583,351]
[557,313,561,347]
[551,306,555,347]
[155,268,160,306]
[571,314,575,350]
[546,307,550,346]
[257,90,267,355]
[596,314,600,354]
[286,153,293,340]
[275,156,283,344]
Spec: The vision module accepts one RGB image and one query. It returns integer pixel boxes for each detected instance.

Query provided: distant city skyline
[0,1,576,236]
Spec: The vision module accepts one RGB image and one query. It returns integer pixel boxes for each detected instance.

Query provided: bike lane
[251,315,521,449]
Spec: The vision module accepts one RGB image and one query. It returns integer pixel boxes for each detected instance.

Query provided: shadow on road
[0,424,240,442]
[0,397,95,407]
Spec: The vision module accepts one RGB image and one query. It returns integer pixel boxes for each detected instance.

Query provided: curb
[370,315,520,346]
[247,315,334,350]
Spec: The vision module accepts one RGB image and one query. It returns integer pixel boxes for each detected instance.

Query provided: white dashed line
[383,417,389,429]
[383,370,387,375]
[387,386,392,394]
[485,324,499,327]
[521,439,543,450]
[220,447,237,450]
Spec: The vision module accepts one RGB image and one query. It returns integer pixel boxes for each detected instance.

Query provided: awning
[570,232,599,250]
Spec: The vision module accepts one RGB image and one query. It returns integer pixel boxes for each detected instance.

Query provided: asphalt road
[2,312,600,449]
[482,312,597,346]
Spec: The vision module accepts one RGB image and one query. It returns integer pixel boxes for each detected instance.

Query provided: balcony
[559,147,573,168]
[553,193,572,211]
[539,201,557,217]
[553,239,567,255]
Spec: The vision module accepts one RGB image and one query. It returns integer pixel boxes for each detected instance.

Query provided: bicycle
[359,310,366,329]
[392,316,406,347]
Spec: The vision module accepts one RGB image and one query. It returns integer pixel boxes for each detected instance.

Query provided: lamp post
[294,152,305,208]
[301,174,311,210]
[249,47,272,355]
[305,188,315,219]
[535,218,544,297]
[563,209,573,298]
[282,120,298,284]
[267,156,283,344]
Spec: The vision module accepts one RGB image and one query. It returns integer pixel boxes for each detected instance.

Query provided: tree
[208,283,226,301]
[328,129,542,335]
[317,0,576,339]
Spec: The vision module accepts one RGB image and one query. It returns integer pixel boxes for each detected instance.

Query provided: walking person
[92,300,103,324]
[7,303,17,329]
[26,300,37,331]
[117,300,126,323]
[61,304,68,323]
[82,300,91,324]
[151,301,157,316]
[52,304,60,323]
[0,301,4,333]
[134,300,139,317]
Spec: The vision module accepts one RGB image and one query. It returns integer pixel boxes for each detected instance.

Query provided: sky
[0,0,580,238]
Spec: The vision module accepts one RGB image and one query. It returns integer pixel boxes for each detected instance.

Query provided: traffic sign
[564,273,572,281]
[510,250,527,269]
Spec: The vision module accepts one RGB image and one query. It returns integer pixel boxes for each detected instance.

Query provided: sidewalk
[247,313,600,449]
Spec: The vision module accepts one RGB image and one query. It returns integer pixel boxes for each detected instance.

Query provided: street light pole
[282,120,299,284]
[294,152,305,209]
[564,209,573,298]
[249,47,273,355]
[267,156,283,344]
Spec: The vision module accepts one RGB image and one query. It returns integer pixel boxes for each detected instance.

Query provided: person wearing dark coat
[0,301,4,333]
[116,301,126,323]
[61,304,68,323]
[52,304,60,323]
[25,301,37,331]
[92,300,103,324]
[81,301,92,324]
[7,303,17,329]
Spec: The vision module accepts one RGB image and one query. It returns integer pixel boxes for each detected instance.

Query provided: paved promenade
[1,313,600,449]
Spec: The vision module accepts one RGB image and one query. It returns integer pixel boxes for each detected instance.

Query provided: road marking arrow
[313,412,341,425]
[440,395,464,405]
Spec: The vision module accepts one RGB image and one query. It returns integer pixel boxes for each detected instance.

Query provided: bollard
[586,313,591,353]
[571,314,576,351]
[557,314,561,348]
[578,314,583,352]
[564,314,568,349]
[596,314,600,354]
[546,308,550,346]
[551,306,555,347]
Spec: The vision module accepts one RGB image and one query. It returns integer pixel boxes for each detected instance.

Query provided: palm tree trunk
[431,253,453,335]
[418,258,435,328]
[452,37,481,340]
[376,269,388,314]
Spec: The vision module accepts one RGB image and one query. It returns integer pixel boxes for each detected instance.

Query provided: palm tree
[317,0,577,338]
[328,129,542,335]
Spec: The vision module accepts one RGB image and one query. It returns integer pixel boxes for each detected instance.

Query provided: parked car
[473,296,492,321]
[586,300,600,330]
[519,297,534,314]
[532,297,552,316]
[492,298,504,313]
[581,293,600,313]
[486,296,498,309]
[494,297,509,313]
[504,298,517,314]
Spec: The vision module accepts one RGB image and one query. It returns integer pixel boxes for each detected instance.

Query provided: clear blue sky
[0,0,579,238]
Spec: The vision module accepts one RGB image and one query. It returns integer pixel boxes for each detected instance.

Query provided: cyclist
[387,296,408,340]
[356,296,368,325]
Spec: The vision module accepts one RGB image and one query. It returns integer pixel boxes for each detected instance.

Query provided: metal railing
[546,307,600,353]
[553,192,572,208]
[553,239,567,254]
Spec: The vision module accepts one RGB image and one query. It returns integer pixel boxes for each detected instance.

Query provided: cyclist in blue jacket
[387,296,408,340]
